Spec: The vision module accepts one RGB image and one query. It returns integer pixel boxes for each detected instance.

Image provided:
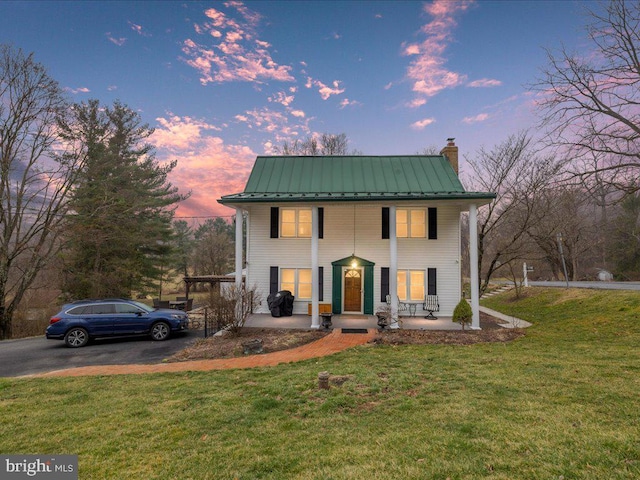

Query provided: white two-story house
[218,140,495,329]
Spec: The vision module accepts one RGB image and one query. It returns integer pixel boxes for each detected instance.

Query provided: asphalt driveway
[0,330,200,378]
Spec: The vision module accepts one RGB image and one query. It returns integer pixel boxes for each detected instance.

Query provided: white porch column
[235,208,243,287]
[389,206,399,328]
[469,204,481,330]
[235,208,244,326]
[311,206,320,328]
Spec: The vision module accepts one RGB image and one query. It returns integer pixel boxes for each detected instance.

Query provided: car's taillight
[49,317,61,324]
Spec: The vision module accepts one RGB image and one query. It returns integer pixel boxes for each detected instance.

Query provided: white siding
[245,203,462,316]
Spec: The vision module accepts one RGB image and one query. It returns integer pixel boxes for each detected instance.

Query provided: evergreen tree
[60,100,187,298]
[172,220,195,278]
[192,218,234,275]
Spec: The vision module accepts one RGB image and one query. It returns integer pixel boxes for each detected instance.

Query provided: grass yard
[1,287,639,479]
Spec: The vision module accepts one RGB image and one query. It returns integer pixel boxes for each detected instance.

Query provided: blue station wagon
[46,299,189,347]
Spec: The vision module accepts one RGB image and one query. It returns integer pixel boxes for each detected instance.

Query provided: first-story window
[280,268,312,299]
[281,269,296,293]
[281,208,312,238]
[397,270,425,301]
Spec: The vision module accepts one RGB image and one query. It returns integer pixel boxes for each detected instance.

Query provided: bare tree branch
[534,0,640,192]
[275,133,355,155]
[462,131,563,293]
[0,45,82,339]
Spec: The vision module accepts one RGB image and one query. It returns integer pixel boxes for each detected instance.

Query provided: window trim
[280,267,313,300]
[396,269,426,301]
[280,208,312,238]
[272,266,323,300]
[396,208,427,238]
[271,207,323,239]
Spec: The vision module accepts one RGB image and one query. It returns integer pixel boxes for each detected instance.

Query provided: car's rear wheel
[150,321,170,341]
[64,327,89,348]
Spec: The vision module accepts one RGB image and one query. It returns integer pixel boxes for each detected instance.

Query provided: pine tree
[60,100,187,298]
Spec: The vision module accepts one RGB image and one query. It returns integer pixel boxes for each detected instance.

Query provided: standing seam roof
[242,155,465,194]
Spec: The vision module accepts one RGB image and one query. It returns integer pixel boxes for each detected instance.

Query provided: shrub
[452,299,473,331]
[208,284,261,334]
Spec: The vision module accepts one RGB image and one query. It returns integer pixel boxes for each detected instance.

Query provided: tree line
[466,0,640,293]
[0,45,191,339]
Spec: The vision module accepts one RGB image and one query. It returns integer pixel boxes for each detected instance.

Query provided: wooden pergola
[182,275,244,300]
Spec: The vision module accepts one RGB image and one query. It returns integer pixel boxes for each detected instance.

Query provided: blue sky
[1,0,596,219]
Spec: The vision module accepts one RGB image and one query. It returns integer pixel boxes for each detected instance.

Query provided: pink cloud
[106,33,126,46]
[403,0,474,105]
[339,98,361,109]
[234,106,311,148]
[235,107,289,133]
[407,98,427,108]
[153,115,221,151]
[268,91,295,107]
[403,44,421,56]
[128,21,151,37]
[65,86,90,94]
[467,78,502,88]
[154,115,256,219]
[305,77,345,100]
[182,3,293,84]
[411,118,436,130]
[203,8,230,28]
[462,113,489,124]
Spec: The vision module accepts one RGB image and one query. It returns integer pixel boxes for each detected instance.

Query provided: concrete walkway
[35,328,377,378]
[479,306,531,328]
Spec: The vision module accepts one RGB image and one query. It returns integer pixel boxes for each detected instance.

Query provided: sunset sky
[1,0,596,221]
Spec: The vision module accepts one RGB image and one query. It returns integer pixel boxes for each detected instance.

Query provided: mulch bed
[167,328,330,362]
[168,312,525,362]
[372,311,525,346]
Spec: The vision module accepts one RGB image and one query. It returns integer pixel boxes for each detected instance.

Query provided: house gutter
[218,192,496,205]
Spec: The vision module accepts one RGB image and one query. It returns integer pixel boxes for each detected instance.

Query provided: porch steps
[481,284,514,299]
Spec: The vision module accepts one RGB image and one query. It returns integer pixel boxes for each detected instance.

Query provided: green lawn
[1,287,639,479]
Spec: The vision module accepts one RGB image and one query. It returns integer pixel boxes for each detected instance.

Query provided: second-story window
[396,209,426,238]
[281,208,312,238]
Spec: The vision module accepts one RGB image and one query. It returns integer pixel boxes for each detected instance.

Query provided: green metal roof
[219,155,496,204]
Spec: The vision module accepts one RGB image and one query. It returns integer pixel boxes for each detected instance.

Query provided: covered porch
[244,313,462,331]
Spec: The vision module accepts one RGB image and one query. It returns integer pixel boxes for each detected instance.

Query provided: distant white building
[597,269,613,282]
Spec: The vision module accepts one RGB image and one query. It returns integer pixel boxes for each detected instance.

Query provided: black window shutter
[270,266,279,295]
[319,266,324,301]
[318,207,324,239]
[428,207,437,239]
[381,267,390,302]
[427,268,437,295]
[270,207,279,238]
[382,207,390,239]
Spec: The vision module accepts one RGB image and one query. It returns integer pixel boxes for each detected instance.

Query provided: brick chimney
[440,138,458,175]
